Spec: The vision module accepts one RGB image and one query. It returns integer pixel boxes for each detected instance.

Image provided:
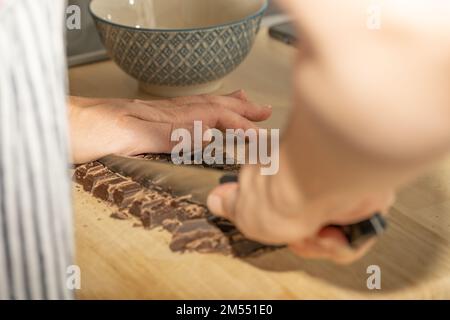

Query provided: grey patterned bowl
[90,0,268,97]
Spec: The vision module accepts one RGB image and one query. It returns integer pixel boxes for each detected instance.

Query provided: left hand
[68,90,272,164]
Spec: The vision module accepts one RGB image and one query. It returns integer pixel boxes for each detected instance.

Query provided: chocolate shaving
[170,219,231,254]
[112,181,142,208]
[73,155,278,257]
[110,211,130,220]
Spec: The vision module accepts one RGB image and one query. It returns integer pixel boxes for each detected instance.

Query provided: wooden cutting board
[70,29,450,299]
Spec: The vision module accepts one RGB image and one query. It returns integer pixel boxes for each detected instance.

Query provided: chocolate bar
[112,181,143,208]
[92,176,126,201]
[142,153,241,172]
[80,166,113,192]
[170,219,231,254]
[73,158,277,257]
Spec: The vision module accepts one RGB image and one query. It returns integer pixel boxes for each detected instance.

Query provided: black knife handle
[218,173,387,248]
[332,213,387,248]
[219,174,239,184]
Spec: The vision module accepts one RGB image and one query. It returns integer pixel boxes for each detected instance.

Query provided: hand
[208,0,450,263]
[69,90,272,164]
[208,160,395,264]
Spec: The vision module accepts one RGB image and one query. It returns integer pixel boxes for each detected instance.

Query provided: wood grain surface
[69,29,450,299]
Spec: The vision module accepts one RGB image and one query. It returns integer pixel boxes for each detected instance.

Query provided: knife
[99,154,387,248]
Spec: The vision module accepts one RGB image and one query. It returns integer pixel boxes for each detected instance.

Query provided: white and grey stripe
[0,0,73,299]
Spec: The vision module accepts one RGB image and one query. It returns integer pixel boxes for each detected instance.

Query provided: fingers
[109,90,272,157]
[226,89,249,101]
[289,193,392,264]
[193,94,272,122]
[168,89,249,105]
[207,161,392,263]
[115,116,211,155]
[289,226,377,264]
[207,182,239,220]
[131,91,272,123]
[165,104,261,131]
[324,191,394,226]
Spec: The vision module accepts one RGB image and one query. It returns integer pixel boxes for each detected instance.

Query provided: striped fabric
[0,0,74,299]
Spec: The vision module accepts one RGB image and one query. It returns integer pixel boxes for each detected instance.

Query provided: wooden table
[69,29,450,299]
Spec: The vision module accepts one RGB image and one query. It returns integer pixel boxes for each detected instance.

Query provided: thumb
[207,182,239,220]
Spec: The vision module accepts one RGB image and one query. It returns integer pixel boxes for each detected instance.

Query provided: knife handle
[218,174,387,248]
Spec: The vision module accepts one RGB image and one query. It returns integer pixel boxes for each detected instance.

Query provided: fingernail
[265,105,273,109]
[207,194,223,216]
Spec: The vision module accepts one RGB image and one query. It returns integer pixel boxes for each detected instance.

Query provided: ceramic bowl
[90,0,268,97]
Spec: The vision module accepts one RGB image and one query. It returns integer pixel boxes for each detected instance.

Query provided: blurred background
[66,0,285,66]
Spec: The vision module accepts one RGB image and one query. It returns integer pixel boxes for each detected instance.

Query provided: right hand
[209,0,447,264]
[208,158,395,264]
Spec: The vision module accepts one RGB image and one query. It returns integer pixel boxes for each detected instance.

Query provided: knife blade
[99,154,227,205]
[98,154,387,248]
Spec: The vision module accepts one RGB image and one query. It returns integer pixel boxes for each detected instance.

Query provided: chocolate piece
[112,181,142,208]
[140,211,151,228]
[129,198,164,217]
[73,162,102,184]
[162,219,181,232]
[92,176,126,201]
[153,207,180,227]
[73,157,277,257]
[207,216,238,233]
[131,198,179,229]
[230,238,271,257]
[110,211,129,220]
[180,205,208,220]
[81,167,112,192]
[129,199,145,218]
[140,153,241,172]
[170,219,231,254]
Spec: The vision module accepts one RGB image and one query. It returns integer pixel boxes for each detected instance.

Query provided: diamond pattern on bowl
[94,14,263,87]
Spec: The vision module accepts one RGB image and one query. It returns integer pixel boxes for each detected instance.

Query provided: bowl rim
[89,0,268,32]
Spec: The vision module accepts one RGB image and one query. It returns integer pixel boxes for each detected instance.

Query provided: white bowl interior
[90,0,266,30]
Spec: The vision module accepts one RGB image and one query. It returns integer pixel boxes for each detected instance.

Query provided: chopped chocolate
[170,219,231,254]
[207,216,238,234]
[81,167,113,192]
[140,211,151,228]
[139,153,241,172]
[73,162,102,184]
[110,211,129,220]
[180,205,208,220]
[92,176,126,201]
[129,198,164,218]
[150,206,177,227]
[161,219,181,232]
[73,155,278,257]
[131,198,179,229]
[112,181,142,208]
[129,199,145,218]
